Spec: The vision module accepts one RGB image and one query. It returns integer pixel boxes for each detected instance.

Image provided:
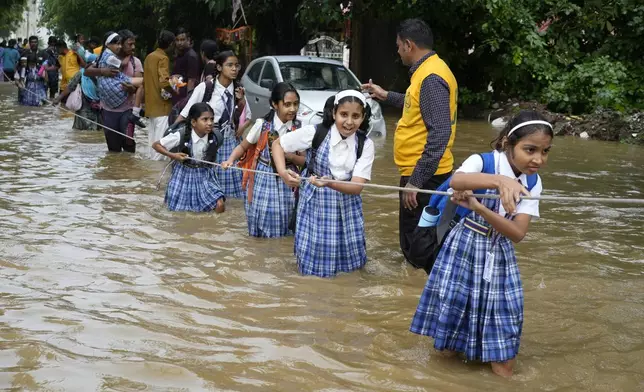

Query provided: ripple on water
[0,89,643,390]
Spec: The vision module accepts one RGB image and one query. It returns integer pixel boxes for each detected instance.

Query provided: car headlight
[298,103,314,117]
[369,101,383,120]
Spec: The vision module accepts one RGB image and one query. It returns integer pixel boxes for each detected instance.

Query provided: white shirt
[159,128,210,161]
[179,79,253,123]
[246,116,294,144]
[456,150,543,218]
[279,124,375,181]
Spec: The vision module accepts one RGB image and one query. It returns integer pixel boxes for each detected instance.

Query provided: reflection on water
[0,84,643,391]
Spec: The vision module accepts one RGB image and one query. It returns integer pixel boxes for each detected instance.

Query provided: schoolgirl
[17,54,46,106]
[222,82,304,237]
[175,50,251,199]
[152,102,226,213]
[272,90,375,278]
[409,110,554,377]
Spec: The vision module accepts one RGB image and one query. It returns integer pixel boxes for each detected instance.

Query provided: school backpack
[162,121,224,163]
[307,123,367,175]
[407,151,539,273]
[289,124,368,232]
[238,118,302,204]
[167,80,215,125]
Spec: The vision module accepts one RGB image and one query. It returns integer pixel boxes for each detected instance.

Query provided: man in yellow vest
[362,18,457,268]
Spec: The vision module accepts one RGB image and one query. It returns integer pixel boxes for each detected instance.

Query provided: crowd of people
[2,19,556,377]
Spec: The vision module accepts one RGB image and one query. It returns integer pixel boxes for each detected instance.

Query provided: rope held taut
[5,71,644,205]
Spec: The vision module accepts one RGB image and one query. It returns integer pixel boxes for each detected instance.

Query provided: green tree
[0,0,28,37]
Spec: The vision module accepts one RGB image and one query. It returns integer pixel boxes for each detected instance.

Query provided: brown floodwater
[0,84,643,391]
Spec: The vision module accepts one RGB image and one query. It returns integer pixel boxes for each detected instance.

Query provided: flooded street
[0,83,643,391]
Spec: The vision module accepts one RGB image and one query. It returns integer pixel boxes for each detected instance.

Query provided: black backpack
[163,121,224,163]
[307,123,367,175]
[289,124,367,231]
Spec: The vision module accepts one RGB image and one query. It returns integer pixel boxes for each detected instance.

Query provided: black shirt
[172,48,200,104]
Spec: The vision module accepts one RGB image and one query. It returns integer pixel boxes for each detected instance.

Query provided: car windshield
[278,61,361,91]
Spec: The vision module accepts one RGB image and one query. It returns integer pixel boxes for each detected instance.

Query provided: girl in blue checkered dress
[272,90,375,278]
[410,111,554,377]
[152,102,226,213]
[222,82,304,238]
[18,54,46,106]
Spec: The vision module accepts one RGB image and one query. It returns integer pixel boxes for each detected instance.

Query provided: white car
[241,55,386,138]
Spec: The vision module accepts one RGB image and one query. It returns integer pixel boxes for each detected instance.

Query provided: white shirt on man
[159,129,210,161]
[279,124,375,181]
[456,150,543,217]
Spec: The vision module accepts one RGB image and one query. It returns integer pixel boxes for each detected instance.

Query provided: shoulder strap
[479,152,496,174]
[181,125,192,153]
[312,123,330,150]
[356,131,367,160]
[482,150,539,191]
[526,173,539,191]
[307,124,330,174]
[202,80,215,103]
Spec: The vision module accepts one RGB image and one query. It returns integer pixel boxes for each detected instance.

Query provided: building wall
[10,0,52,47]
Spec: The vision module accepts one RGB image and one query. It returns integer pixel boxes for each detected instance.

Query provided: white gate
[300,35,350,68]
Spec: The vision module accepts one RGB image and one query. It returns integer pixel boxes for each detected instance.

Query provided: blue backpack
[407,151,539,273]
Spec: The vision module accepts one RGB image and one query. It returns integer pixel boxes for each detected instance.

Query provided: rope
[5,70,644,205]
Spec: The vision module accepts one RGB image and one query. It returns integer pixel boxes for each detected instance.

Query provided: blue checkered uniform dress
[294,132,367,277]
[19,68,46,106]
[410,188,523,362]
[97,49,131,109]
[214,89,243,199]
[215,127,243,199]
[165,147,225,212]
[245,121,297,238]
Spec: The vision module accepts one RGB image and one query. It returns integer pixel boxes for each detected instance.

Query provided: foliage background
[2,0,643,114]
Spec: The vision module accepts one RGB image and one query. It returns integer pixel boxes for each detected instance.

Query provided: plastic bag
[66,84,83,112]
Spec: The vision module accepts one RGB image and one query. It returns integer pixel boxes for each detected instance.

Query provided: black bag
[407,203,459,273]
[289,124,367,232]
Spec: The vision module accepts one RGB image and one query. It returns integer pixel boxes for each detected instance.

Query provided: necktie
[219,90,233,128]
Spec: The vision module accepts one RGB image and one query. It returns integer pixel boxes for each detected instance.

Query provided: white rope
[6,71,644,205]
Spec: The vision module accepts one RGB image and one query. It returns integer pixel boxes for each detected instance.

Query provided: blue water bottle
[418,206,441,228]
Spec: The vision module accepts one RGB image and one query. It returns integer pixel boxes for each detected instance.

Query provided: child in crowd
[96,31,143,118]
[222,82,304,238]
[17,54,46,106]
[175,50,251,199]
[271,90,375,278]
[409,110,553,377]
[152,102,226,213]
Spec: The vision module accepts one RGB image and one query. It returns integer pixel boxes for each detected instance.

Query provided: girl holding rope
[271,90,375,278]
[410,110,553,377]
[222,82,304,238]
[152,102,226,213]
[174,50,251,199]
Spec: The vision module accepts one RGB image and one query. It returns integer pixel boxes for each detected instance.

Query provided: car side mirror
[260,79,274,90]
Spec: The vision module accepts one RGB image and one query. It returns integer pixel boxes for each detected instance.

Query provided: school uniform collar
[497,150,528,184]
[273,116,292,132]
[191,129,208,144]
[329,124,356,147]
[215,79,235,96]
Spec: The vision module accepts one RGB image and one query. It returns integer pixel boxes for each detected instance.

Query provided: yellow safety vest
[394,54,457,177]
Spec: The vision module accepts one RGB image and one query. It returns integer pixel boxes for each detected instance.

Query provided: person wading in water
[362,18,458,270]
